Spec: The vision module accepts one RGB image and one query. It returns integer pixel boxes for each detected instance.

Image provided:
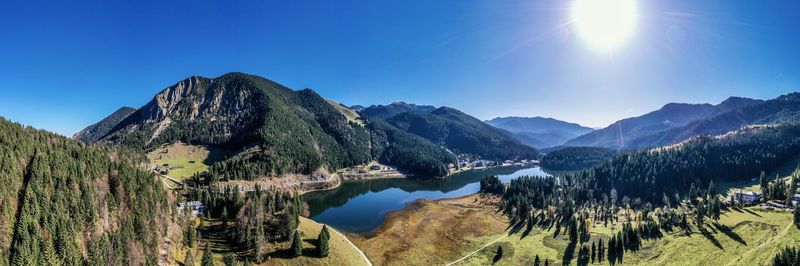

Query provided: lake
[304,166,551,233]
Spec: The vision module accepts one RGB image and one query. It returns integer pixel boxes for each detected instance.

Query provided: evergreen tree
[317,225,330,258]
[568,219,578,243]
[202,243,215,266]
[760,171,768,197]
[772,246,800,266]
[184,249,195,266]
[591,241,596,263]
[493,246,504,263]
[223,253,237,266]
[291,230,303,257]
[544,259,549,266]
[533,255,540,266]
[794,207,800,229]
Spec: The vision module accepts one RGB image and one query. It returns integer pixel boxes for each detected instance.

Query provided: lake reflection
[304,166,550,233]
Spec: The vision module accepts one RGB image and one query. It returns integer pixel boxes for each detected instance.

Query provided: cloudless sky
[1,0,799,136]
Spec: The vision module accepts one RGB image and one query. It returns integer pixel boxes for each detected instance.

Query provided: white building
[177,201,206,216]
[731,190,762,205]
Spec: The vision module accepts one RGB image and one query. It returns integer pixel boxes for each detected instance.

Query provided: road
[328,226,373,266]
[445,235,507,266]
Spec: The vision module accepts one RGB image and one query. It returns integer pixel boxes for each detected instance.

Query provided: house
[177,201,206,216]
[731,190,762,205]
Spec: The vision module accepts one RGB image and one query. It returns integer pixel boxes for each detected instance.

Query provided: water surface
[304,166,550,233]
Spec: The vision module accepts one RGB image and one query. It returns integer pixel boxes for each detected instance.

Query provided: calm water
[304,166,551,233]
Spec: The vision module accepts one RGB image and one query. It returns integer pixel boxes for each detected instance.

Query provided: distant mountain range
[485,117,594,149]
[73,106,137,142]
[384,107,540,160]
[563,97,763,149]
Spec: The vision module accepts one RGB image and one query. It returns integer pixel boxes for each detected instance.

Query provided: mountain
[564,97,762,149]
[359,101,437,120]
[486,116,594,148]
[348,105,366,112]
[0,117,171,264]
[94,72,454,178]
[385,107,540,160]
[73,106,137,142]
[626,93,800,149]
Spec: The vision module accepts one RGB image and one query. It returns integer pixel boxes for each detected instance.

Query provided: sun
[572,0,638,52]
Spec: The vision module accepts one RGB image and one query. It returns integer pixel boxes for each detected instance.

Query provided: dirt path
[329,226,373,266]
[725,220,793,266]
[445,235,507,266]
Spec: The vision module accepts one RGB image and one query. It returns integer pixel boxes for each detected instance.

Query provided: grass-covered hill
[86,73,454,178]
[386,107,540,160]
[0,117,171,265]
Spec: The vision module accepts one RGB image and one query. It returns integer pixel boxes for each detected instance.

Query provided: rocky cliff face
[92,72,455,178]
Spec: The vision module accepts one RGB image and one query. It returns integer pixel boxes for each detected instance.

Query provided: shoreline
[346,193,507,266]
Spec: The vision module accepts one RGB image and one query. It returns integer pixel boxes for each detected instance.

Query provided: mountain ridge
[563,96,762,149]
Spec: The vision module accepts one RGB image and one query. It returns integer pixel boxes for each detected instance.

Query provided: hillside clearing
[147,142,226,180]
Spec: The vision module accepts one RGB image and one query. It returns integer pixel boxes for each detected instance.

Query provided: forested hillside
[386,107,539,160]
[91,73,455,178]
[571,123,800,203]
[0,117,171,265]
[541,146,616,170]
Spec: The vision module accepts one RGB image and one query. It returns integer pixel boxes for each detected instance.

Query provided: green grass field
[455,207,799,266]
[175,217,369,266]
[325,99,363,125]
[147,142,225,180]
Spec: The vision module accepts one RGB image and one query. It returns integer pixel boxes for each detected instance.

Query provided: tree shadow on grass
[741,208,762,217]
[698,226,723,250]
[714,223,747,245]
[562,241,577,265]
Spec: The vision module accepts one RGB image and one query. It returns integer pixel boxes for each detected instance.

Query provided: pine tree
[534,255,541,266]
[760,171,768,197]
[184,249,195,266]
[598,238,604,263]
[544,259,549,266]
[591,241,596,263]
[794,207,800,229]
[493,246,504,263]
[223,253,237,266]
[202,243,215,266]
[568,219,578,243]
[291,230,303,257]
[317,225,330,258]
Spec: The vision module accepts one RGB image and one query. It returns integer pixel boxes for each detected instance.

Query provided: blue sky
[1,0,798,136]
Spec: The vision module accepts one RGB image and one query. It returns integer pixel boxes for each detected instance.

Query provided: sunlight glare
[572,0,638,52]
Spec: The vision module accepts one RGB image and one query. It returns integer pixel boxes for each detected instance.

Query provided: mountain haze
[564,97,762,149]
[486,116,594,148]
